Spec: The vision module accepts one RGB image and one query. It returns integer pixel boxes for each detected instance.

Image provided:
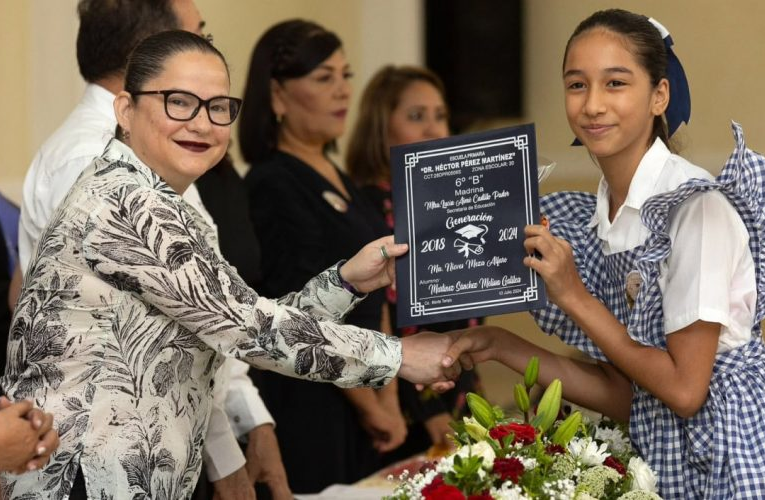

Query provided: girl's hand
[522,224,587,310]
[442,326,502,371]
[340,236,408,293]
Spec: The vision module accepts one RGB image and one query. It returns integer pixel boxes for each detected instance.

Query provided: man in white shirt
[17,1,289,498]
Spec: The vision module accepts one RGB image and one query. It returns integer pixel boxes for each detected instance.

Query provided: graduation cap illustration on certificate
[453,223,488,258]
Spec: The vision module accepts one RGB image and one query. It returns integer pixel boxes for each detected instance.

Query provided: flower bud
[467,392,496,429]
[552,411,582,446]
[514,383,530,413]
[462,416,489,442]
[532,379,562,432]
[524,356,539,389]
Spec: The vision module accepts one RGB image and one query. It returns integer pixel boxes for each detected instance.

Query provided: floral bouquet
[385,357,662,500]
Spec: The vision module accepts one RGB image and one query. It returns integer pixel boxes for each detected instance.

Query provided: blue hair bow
[571,17,691,146]
[649,17,691,137]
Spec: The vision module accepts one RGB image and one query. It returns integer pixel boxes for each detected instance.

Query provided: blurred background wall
[4,0,765,198]
[2,0,764,406]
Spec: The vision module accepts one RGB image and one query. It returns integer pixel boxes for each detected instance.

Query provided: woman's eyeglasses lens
[160,91,240,125]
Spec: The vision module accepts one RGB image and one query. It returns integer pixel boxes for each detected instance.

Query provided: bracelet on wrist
[336,260,365,297]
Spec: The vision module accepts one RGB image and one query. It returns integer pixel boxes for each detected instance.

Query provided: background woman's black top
[245,151,388,493]
[195,156,262,287]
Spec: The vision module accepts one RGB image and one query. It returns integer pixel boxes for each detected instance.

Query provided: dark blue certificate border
[392,124,547,327]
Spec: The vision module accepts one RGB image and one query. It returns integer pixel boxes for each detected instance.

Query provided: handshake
[397,325,498,391]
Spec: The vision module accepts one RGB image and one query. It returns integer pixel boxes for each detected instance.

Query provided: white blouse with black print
[0,139,402,500]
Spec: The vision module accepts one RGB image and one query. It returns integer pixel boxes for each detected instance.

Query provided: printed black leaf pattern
[93,160,137,177]
[314,350,346,381]
[294,347,315,376]
[150,207,177,221]
[166,241,194,271]
[101,271,143,294]
[151,360,174,397]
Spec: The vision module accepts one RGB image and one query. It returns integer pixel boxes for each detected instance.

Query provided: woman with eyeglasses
[0,30,458,500]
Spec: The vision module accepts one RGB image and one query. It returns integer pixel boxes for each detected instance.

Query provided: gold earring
[276,113,283,124]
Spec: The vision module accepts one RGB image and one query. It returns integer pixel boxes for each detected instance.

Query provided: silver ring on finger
[380,246,390,260]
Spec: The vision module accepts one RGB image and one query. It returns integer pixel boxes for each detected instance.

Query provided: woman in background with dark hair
[347,65,483,464]
[239,20,406,493]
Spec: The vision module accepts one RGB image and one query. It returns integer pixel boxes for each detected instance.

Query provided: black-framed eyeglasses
[130,90,242,126]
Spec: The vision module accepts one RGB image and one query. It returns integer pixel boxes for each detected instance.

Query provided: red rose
[422,475,445,496]
[604,455,627,476]
[423,484,465,500]
[467,493,493,500]
[545,444,566,455]
[421,476,466,500]
[489,423,536,445]
[492,457,525,483]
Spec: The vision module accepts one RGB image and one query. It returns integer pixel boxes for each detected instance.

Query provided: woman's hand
[0,397,59,474]
[523,224,588,311]
[340,235,408,293]
[399,332,460,387]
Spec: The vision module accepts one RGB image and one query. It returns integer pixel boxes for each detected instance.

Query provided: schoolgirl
[444,9,765,498]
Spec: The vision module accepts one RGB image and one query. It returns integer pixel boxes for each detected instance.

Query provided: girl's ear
[114,91,134,136]
[270,79,286,118]
[651,77,670,116]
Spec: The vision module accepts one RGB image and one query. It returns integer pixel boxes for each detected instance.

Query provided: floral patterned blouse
[0,139,402,500]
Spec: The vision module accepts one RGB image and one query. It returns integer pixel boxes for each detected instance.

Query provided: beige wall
[0,0,423,201]
[4,1,765,202]
[0,1,32,202]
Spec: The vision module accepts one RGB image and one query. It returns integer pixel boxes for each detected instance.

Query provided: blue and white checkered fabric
[533,192,647,361]
[533,123,765,498]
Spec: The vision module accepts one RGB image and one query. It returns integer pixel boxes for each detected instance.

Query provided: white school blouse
[588,138,756,352]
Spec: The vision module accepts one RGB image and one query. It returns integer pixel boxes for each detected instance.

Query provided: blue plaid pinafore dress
[533,123,765,499]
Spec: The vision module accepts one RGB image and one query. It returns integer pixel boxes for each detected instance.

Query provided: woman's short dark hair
[124,30,228,94]
[563,9,670,148]
[346,65,447,187]
[76,0,180,83]
[238,19,342,165]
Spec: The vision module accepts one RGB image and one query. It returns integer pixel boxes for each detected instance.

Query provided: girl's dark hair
[124,30,228,93]
[238,19,342,165]
[564,9,670,148]
[346,65,447,187]
[117,30,229,140]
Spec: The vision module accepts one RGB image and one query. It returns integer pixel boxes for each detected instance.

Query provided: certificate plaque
[391,124,547,327]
